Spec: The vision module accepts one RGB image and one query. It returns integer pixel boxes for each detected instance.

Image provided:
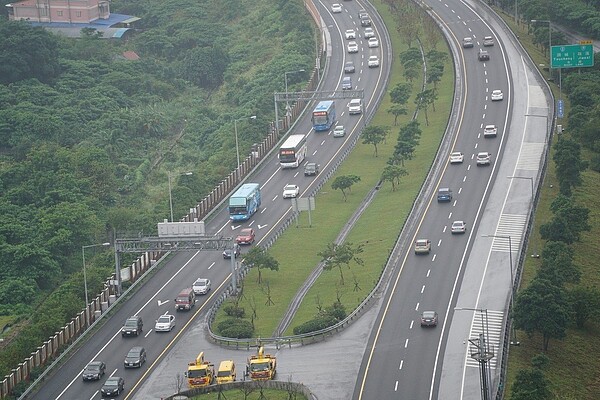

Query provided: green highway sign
[551,44,594,68]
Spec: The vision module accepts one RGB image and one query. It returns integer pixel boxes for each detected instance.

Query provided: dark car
[437,188,453,202]
[124,346,146,368]
[344,61,355,73]
[121,316,143,337]
[222,244,240,259]
[421,311,438,327]
[304,162,320,176]
[101,376,124,397]
[478,49,490,61]
[82,361,106,381]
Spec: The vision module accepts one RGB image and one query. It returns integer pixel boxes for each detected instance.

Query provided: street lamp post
[482,234,520,346]
[455,307,494,400]
[284,69,306,112]
[82,242,111,326]
[233,116,257,168]
[531,19,552,60]
[168,171,193,222]
[507,175,539,257]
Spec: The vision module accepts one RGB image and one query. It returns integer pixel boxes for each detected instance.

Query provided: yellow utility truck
[216,360,236,384]
[247,346,276,381]
[186,352,214,388]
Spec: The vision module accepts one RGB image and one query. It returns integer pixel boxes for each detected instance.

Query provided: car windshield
[240,229,252,235]
[416,240,428,246]
[188,369,208,378]
[127,349,141,358]
[250,362,270,372]
[217,370,232,377]
[195,279,208,286]
[124,319,138,327]
[423,312,435,319]
[284,185,295,191]
[105,378,119,386]
[86,363,101,370]
[157,316,170,323]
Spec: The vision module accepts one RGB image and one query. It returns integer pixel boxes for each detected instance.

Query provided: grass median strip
[213,0,454,339]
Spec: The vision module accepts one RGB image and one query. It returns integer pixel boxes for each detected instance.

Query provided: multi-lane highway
[32,1,391,399]
[353,0,551,399]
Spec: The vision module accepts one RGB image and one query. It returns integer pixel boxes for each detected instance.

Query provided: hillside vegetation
[0,0,313,377]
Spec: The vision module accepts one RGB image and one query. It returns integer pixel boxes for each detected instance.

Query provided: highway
[353,0,551,399]
[30,0,391,399]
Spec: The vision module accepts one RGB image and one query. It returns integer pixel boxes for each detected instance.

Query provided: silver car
[154,314,175,332]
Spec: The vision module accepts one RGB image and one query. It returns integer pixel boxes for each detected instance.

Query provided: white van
[348,99,362,115]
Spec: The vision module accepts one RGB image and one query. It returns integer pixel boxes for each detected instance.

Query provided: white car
[449,152,464,164]
[368,55,380,68]
[154,314,175,332]
[331,3,342,13]
[348,98,362,114]
[491,90,503,101]
[483,124,497,137]
[363,27,375,38]
[192,278,211,295]
[476,152,491,166]
[347,41,358,53]
[283,184,300,199]
[368,37,379,48]
[451,220,466,234]
[483,36,494,46]
[333,125,346,138]
[345,29,356,40]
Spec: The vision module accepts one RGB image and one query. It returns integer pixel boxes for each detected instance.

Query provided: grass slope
[496,9,600,400]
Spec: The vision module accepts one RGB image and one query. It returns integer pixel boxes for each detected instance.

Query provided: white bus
[278,134,307,168]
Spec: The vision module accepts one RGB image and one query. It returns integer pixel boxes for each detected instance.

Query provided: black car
[82,361,106,381]
[222,245,240,259]
[437,188,453,202]
[304,162,320,176]
[124,346,146,368]
[421,311,438,327]
[344,61,355,74]
[101,376,124,397]
[121,316,143,337]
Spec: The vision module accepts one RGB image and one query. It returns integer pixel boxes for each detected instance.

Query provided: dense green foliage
[0,0,313,376]
[502,0,600,39]
[292,301,347,335]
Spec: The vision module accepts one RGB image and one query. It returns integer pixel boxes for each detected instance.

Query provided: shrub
[223,304,245,318]
[217,318,254,338]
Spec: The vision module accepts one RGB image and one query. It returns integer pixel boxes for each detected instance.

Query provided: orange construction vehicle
[247,346,276,381]
[186,352,214,388]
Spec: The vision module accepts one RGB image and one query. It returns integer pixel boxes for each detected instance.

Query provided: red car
[235,228,255,245]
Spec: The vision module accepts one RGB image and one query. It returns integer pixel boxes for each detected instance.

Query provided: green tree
[553,138,588,195]
[510,367,552,400]
[318,242,364,285]
[414,88,437,126]
[0,20,61,84]
[389,82,412,104]
[538,241,580,285]
[331,175,361,201]
[362,126,389,157]
[387,104,409,126]
[540,195,590,244]
[568,286,600,328]
[381,165,408,191]
[242,246,280,284]
[513,277,570,351]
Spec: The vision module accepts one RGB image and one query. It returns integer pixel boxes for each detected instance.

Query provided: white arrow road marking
[231,225,241,230]
[157,299,170,306]
[258,224,268,229]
